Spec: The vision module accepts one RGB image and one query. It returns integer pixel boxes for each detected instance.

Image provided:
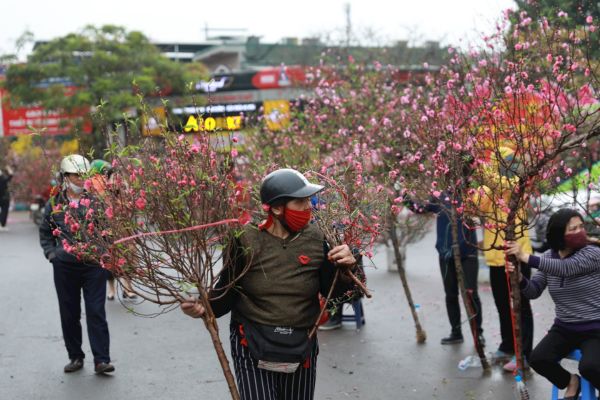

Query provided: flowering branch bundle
[309,169,387,288]
[246,57,437,342]
[55,128,250,400]
[305,167,387,337]
[395,2,600,380]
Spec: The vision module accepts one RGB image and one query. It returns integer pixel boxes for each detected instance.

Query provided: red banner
[0,88,92,137]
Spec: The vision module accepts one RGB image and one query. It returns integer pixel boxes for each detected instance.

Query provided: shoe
[123,292,137,299]
[318,316,342,331]
[94,362,115,374]
[491,349,513,364]
[107,294,115,301]
[564,375,581,400]
[441,332,464,345]
[0,226,9,232]
[502,356,529,372]
[64,358,84,373]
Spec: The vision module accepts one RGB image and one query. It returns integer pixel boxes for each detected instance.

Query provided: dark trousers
[489,264,534,358]
[439,255,483,335]
[0,198,9,226]
[52,259,110,364]
[230,325,318,400]
[529,325,600,389]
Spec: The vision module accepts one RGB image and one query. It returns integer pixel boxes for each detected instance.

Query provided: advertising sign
[263,100,290,131]
[0,88,92,137]
[141,106,167,137]
[194,66,306,93]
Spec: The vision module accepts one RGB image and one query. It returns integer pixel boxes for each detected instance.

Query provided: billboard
[0,101,92,137]
[152,66,301,138]
[0,72,92,137]
[194,66,306,93]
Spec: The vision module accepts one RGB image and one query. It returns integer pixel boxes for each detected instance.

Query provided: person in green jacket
[181,168,357,400]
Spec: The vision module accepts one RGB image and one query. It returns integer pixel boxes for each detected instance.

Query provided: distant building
[4,38,447,139]
[156,37,447,144]
[154,36,448,73]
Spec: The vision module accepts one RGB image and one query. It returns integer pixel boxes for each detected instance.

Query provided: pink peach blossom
[135,197,147,210]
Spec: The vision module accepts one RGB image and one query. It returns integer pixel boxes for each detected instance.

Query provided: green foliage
[514,0,600,57]
[4,25,200,128]
[515,0,600,25]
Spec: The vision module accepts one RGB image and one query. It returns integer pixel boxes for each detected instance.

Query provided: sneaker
[502,356,529,372]
[318,315,342,331]
[0,226,9,232]
[441,332,464,345]
[64,358,84,373]
[491,349,513,364]
[94,362,115,374]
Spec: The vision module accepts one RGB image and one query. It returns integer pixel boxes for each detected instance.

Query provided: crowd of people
[411,192,600,399]
[36,157,360,398]
[1,152,598,399]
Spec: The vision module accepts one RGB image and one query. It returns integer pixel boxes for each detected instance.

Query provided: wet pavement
[0,211,581,399]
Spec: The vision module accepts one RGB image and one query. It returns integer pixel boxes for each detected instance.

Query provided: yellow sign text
[184,115,242,132]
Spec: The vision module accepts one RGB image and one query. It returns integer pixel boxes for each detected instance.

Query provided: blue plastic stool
[341,299,365,330]
[551,349,598,400]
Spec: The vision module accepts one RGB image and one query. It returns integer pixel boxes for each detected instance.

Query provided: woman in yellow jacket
[473,175,534,373]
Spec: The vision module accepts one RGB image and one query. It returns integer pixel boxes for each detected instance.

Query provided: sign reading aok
[184,115,242,132]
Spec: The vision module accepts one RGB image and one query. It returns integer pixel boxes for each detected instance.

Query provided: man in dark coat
[0,165,14,231]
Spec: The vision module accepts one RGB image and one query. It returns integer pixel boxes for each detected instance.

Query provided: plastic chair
[551,349,598,400]
[341,298,365,330]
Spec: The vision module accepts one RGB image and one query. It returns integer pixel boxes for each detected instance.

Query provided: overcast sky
[1,0,516,57]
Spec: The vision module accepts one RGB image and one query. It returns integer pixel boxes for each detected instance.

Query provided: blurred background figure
[0,165,14,231]
[89,159,137,301]
[30,176,58,226]
[583,194,600,239]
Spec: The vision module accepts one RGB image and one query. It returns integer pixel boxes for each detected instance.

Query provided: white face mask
[65,181,84,195]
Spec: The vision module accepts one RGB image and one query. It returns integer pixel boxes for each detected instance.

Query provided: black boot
[441,332,463,345]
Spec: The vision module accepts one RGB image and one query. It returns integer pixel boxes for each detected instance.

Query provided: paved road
[0,211,577,399]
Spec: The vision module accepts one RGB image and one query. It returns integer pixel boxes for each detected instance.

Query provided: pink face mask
[564,230,588,250]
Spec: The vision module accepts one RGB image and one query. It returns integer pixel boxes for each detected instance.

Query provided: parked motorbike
[531,192,600,252]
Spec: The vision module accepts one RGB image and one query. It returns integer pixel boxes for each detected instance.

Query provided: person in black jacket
[39,154,114,375]
[0,165,14,231]
[408,194,484,346]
